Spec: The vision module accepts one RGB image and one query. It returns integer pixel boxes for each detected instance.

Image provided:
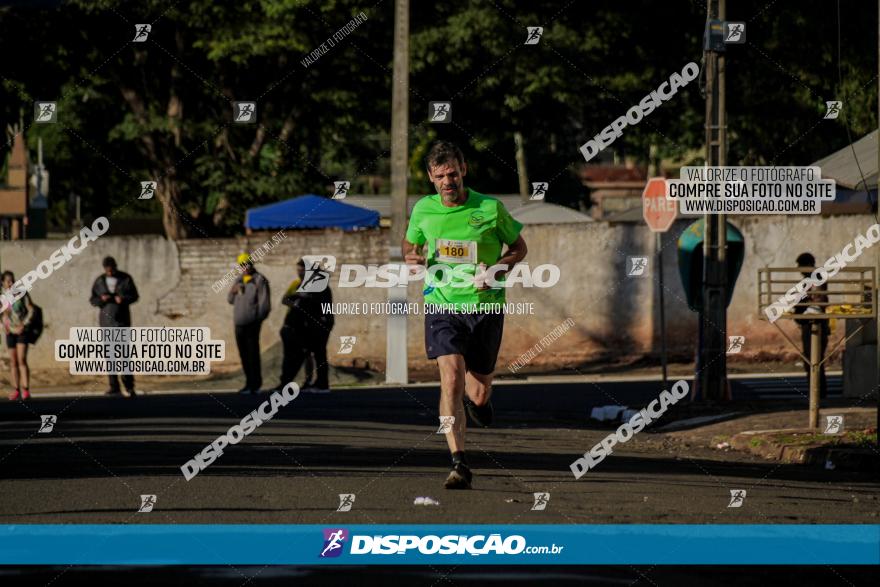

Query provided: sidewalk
[659,402,878,471]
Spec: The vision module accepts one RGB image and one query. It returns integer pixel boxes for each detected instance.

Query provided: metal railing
[757,266,876,428]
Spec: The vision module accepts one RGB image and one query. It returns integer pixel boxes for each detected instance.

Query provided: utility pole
[875,0,879,436]
[386,0,409,384]
[700,0,729,400]
[514,131,530,205]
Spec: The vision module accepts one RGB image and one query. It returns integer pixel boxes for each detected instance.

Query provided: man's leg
[248,322,263,391]
[304,353,315,387]
[437,354,468,454]
[461,313,503,426]
[437,353,472,488]
[310,331,331,390]
[425,310,474,488]
[8,345,20,398]
[234,324,252,391]
[280,326,300,385]
[465,370,493,406]
[800,325,812,384]
[819,328,829,398]
[15,342,29,392]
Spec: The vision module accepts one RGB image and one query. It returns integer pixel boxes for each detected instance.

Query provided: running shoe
[464,397,494,427]
[21,389,30,401]
[238,387,255,395]
[8,389,20,401]
[122,388,136,398]
[444,462,473,490]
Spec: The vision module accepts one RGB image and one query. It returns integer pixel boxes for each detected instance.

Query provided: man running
[403,140,527,489]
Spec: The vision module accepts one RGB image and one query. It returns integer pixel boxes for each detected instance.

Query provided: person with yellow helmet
[227,252,271,394]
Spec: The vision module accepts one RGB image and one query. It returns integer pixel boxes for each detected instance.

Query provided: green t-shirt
[405,188,523,310]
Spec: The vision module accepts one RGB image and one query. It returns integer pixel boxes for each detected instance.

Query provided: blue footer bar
[1,525,877,565]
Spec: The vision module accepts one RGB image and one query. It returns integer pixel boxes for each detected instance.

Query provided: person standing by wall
[276,258,334,394]
[277,260,307,392]
[228,253,271,394]
[90,256,139,397]
[297,258,334,393]
[794,252,829,398]
[2,271,35,401]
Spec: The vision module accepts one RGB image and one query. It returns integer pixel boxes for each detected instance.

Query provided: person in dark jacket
[228,253,271,394]
[277,258,334,393]
[90,256,139,397]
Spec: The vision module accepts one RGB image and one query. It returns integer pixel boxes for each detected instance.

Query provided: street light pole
[700,0,729,400]
[875,0,879,436]
[386,0,409,384]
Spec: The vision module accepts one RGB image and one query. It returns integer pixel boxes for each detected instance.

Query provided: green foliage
[0,0,875,236]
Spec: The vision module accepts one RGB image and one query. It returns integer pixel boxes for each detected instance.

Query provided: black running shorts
[424,310,504,375]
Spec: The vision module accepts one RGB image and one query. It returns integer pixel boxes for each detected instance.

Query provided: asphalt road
[0,378,875,525]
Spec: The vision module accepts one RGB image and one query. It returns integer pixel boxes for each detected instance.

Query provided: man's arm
[89,277,105,307]
[121,275,139,305]
[257,277,271,320]
[493,235,528,279]
[403,238,426,266]
[281,279,301,308]
[19,293,35,331]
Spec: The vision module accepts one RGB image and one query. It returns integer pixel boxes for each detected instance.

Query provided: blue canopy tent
[244,194,380,231]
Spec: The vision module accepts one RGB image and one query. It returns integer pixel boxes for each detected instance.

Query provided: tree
[1,0,875,238]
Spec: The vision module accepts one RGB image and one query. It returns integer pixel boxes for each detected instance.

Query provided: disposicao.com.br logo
[319,529,564,557]
[297,255,561,291]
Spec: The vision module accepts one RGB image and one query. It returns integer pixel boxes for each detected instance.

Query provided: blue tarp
[244,194,380,230]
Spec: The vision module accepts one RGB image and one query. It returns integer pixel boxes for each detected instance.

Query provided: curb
[729,428,879,470]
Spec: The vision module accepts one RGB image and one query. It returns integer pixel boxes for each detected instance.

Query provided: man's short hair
[102,256,117,269]
[424,140,465,171]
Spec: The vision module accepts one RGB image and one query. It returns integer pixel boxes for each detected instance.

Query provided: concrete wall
[1,213,876,381]
[0,235,182,370]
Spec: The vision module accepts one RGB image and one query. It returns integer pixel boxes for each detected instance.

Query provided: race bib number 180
[435,239,477,264]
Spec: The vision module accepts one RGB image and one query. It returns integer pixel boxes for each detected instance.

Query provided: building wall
[0,214,875,380]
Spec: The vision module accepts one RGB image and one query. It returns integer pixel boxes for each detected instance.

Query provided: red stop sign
[642,177,676,232]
